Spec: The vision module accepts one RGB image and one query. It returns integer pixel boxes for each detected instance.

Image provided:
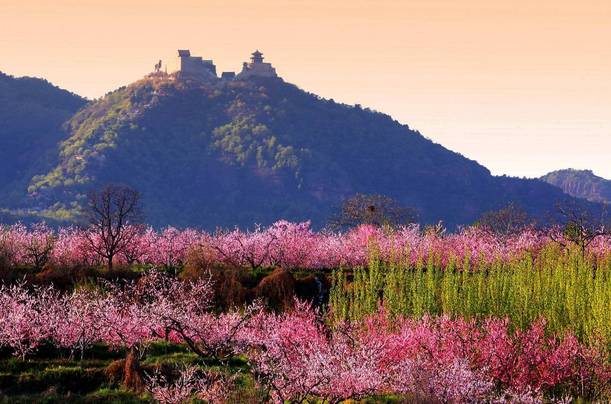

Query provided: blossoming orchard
[2,221,608,270]
[0,221,609,402]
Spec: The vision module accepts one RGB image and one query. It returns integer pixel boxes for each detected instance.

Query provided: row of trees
[2,219,609,274]
[337,194,610,253]
[83,185,610,269]
[0,185,607,276]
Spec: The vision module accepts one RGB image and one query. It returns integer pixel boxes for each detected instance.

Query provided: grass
[0,388,149,404]
[0,341,262,403]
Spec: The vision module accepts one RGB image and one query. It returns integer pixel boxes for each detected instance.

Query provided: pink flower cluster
[146,365,231,404]
[1,221,609,270]
[0,273,608,402]
[245,303,610,402]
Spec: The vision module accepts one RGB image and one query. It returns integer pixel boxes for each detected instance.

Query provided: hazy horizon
[1,0,609,179]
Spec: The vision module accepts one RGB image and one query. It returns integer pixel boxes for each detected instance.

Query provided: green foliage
[212,115,300,171]
[330,245,611,342]
[0,71,86,208]
[29,84,136,194]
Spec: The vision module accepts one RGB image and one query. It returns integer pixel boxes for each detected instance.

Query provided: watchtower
[237,50,278,79]
[251,50,264,64]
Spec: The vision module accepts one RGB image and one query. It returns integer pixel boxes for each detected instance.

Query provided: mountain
[0,71,87,209]
[19,73,578,229]
[541,169,611,204]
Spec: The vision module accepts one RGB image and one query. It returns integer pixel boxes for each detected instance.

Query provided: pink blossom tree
[0,283,58,359]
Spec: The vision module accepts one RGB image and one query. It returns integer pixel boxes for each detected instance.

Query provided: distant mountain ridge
[541,169,611,204]
[0,71,87,212]
[0,69,586,229]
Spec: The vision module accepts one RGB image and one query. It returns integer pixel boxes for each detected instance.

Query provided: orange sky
[1,0,609,178]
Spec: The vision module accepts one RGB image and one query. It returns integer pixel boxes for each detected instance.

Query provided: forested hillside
[0,71,86,211]
[24,74,576,229]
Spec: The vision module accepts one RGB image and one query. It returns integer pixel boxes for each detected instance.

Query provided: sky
[1,0,609,179]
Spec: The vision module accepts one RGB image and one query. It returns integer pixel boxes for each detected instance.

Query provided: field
[0,221,609,403]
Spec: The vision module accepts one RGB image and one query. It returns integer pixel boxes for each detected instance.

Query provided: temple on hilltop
[176,49,217,80]
[172,49,278,81]
[237,50,278,79]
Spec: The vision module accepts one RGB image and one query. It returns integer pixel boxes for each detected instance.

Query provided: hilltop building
[237,50,278,79]
[172,49,278,81]
[177,49,217,79]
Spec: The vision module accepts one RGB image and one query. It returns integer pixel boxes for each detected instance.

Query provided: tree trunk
[123,346,144,391]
